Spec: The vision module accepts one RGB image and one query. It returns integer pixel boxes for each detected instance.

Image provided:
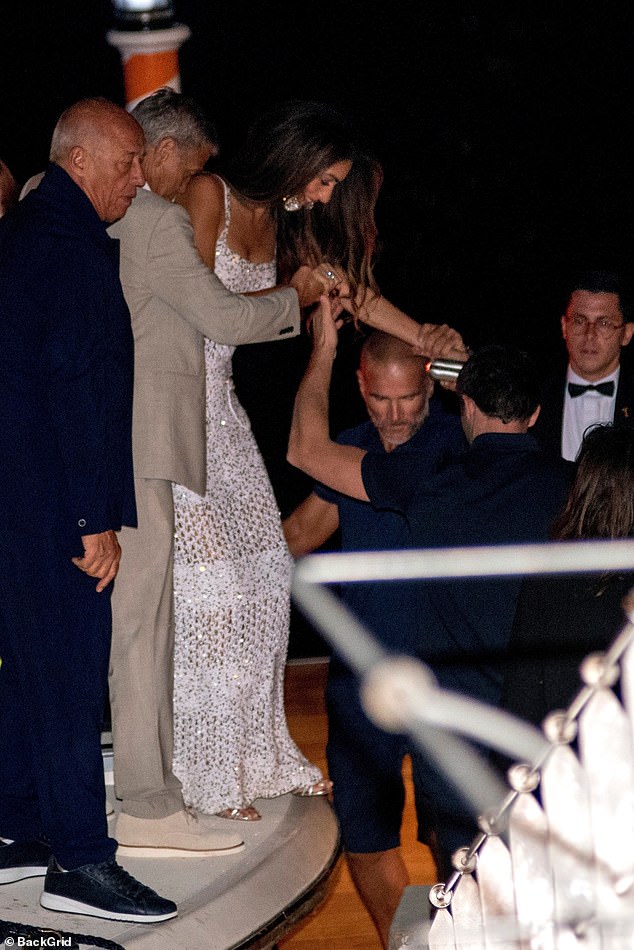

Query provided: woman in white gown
[172,176,326,820]
[173,100,466,820]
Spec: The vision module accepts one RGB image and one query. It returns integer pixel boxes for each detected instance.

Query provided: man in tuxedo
[0,98,176,922]
[107,88,327,856]
[532,270,634,461]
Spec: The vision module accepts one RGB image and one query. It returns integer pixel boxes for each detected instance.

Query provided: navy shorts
[326,664,432,854]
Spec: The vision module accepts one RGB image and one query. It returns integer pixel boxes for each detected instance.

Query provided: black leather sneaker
[0,838,51,884]
[40,857,177,923]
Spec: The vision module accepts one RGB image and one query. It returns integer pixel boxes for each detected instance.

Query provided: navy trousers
[0,532,116,869]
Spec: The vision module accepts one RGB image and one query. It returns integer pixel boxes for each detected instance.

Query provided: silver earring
[282,196,314,212]
[283,195,302,212]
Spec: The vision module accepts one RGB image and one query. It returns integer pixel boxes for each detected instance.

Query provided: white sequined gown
[172,179,322,813]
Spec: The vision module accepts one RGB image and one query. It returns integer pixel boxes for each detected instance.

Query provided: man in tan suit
[108,89,319,855]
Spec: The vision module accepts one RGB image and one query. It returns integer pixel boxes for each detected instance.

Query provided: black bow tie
[568,381,615,398]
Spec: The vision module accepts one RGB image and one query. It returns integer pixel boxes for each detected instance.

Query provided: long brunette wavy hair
[221,100,382,311]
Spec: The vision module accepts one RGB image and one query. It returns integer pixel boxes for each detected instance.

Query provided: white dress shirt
[561,365,619,461]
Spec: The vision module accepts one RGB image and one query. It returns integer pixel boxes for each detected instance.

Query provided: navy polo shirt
[362,432,571,703]
[316,398,466,653]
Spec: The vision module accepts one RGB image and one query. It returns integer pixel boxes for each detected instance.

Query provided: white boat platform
[0,760,340,950]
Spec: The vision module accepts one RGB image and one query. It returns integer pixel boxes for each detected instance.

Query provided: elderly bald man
[0,98,177,923]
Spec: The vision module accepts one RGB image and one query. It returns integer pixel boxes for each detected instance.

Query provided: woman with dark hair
[501,424,634,727]
[181,101,465,511]
[179,99,444,337]
[199,99,381,304]
[170,100,463,823]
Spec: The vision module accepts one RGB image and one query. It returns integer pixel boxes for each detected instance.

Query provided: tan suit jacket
[108,188,300,494]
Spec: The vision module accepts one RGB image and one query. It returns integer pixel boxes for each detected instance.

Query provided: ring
[325,269,336,281]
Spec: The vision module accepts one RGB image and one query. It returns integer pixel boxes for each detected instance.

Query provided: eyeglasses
[566,314,625,338]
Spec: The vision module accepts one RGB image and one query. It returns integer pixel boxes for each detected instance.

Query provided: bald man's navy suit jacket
[0,164,136,867]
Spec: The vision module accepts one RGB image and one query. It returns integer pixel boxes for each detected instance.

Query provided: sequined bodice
[206,177,277,376]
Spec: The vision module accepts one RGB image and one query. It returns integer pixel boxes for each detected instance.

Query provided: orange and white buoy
[107,1,191,110]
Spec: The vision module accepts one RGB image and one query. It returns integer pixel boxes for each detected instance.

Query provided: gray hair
[131,87,218,150]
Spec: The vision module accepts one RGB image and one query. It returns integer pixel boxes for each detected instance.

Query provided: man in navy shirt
[284,330,465,946]
[288,300,569,884]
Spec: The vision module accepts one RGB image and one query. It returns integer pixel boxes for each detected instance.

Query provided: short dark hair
[457,344,540,423]
[567,270,631,322]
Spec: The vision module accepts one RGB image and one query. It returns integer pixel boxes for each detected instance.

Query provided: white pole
[107,1,191,110]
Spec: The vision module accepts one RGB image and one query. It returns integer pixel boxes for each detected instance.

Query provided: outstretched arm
[283,492,340,558]
[355,293,467,359]
[287,296,370,501]
[328,274,468,360]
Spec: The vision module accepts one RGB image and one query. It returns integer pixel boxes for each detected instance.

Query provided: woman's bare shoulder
[179,172,225,215]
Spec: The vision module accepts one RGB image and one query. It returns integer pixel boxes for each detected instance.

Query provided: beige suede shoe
[115,809,245,857]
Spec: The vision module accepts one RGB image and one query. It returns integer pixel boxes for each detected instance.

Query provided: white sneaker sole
[40,891,178,923]
[116,841,245,858]
[0,866,47,884]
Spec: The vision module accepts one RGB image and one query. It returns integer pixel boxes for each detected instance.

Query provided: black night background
[3,3,634,650]
[4,4,634,352]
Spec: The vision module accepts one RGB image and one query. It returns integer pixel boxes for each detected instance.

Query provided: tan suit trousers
[109,477,184,818]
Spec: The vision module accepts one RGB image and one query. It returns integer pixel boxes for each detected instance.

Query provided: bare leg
[346,847,409,949]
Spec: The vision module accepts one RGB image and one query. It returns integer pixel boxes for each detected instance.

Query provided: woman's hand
[314,262,349,298]
[414,323,469,361]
